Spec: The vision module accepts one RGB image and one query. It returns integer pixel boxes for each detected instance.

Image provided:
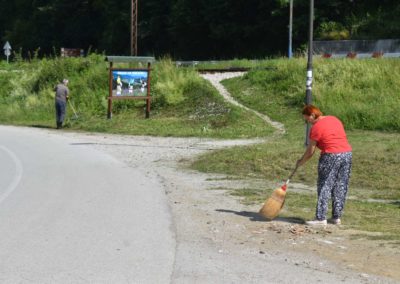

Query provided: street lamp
[305,0,314,145]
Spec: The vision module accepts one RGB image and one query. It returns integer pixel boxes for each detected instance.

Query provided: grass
[0,55,274,138]
[281,192,399,240]
[55,106,273,138]
[192,130,400,200]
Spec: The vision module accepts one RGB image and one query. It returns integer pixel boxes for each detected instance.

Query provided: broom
[259,165,298,220]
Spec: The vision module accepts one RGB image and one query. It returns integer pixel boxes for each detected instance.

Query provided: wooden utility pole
[131,0,138,56]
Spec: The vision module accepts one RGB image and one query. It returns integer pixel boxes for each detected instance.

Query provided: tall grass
[152,57,203,106]
[233,58,400,131]
[314,59,400,130]
[2,56,399,133]
[0,54,108,124]
[0,55,273,138]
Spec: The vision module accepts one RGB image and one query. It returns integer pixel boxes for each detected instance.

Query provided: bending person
[296,105,352,226]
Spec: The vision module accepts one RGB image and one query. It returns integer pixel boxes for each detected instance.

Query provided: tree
[1,0,399,59]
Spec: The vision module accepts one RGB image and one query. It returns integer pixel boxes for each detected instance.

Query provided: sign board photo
[111,69,149,97]
[107,64,152,119]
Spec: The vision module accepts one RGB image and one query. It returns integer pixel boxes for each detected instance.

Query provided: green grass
[54,105,272,138]
[192,130,400,200]
[0,55,274,138]
[283,192,399,240]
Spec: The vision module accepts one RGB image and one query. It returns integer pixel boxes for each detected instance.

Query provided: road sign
[3,41,11,63]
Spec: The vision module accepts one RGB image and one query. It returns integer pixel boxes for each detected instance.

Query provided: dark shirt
[55,84,69,102]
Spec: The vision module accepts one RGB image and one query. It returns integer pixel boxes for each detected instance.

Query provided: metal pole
[288,0,293,58]
[131,0,138,56]
[305,0,314,146]
[107,62,113,119]
[145,62,151,118]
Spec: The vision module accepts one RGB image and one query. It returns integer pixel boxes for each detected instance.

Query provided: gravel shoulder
[55,130,399,283]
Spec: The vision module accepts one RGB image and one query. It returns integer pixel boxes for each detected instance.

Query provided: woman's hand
[297,140,317,167]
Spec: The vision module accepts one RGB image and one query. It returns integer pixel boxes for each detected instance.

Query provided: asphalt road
[0,126,175,283]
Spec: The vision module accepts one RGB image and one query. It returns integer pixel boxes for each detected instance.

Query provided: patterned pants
[316,152,352,220]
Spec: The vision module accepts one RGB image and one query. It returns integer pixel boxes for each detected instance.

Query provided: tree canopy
[0,0,399,59]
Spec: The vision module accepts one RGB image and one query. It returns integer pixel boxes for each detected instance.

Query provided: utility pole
[288,0,293,58]
[305,0,314,145]
[131,0,138,56]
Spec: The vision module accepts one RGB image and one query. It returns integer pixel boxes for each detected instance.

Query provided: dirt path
[200,72,286,135]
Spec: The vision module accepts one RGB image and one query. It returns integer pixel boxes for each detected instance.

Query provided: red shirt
[310,116,352,154]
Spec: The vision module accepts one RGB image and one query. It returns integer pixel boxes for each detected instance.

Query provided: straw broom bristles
[259,165,298,220]
[259,183,288,220]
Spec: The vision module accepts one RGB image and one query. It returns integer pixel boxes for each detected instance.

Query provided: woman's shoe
[305,219,327,226]
[330,218,341,225]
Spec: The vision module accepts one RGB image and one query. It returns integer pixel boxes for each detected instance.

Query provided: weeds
[0,55,273,138]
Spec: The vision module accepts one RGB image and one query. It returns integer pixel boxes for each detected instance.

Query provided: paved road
[0,126,175,283]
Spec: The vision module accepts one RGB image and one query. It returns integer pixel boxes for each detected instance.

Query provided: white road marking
[0,145,23,204]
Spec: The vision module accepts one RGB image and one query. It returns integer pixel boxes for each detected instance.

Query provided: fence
[61,48,85,57]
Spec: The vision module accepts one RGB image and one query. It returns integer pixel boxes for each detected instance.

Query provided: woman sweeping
[296,105,352,226]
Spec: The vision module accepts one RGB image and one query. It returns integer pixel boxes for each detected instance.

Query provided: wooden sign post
[105,56,155,119]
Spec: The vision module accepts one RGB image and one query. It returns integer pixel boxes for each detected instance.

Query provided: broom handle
[285,165,299,185]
